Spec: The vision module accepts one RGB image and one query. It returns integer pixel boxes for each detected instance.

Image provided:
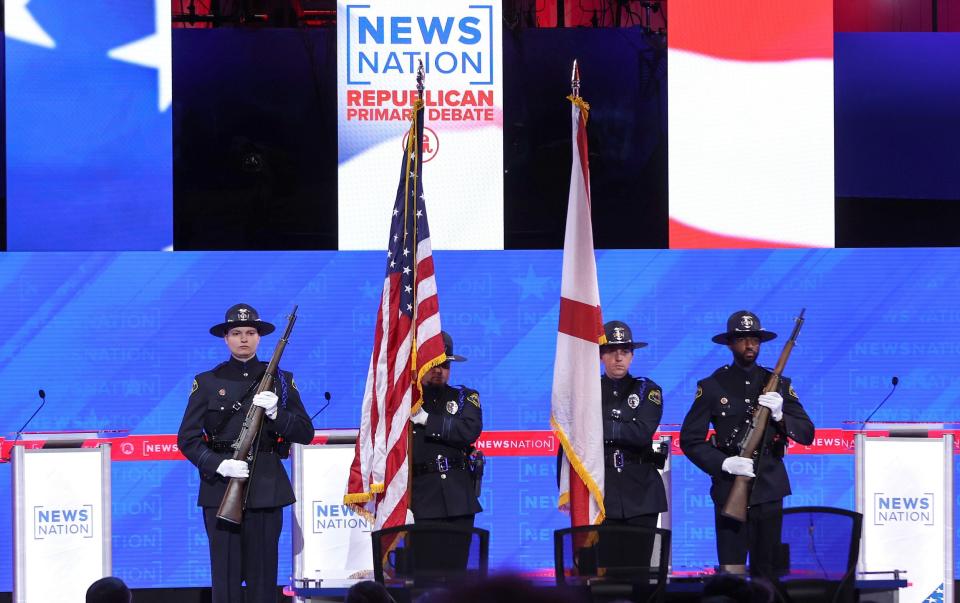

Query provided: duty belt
[206,439,278,454]
[412,454,469,476]
[604,449,644,469]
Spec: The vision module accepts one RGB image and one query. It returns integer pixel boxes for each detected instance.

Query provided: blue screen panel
[0,248,958,588]
[835,33,960,200]
[4,0,171,250]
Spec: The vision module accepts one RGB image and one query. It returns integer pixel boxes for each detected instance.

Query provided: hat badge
[236,308,251,321]
[612,327,625,342]
[739,315,755,330]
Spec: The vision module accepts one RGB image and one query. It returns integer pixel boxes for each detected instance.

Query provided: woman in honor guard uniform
[407,331,483,571]
[597,320,668,569]
[680,310,814,578]
[177,304,314,603]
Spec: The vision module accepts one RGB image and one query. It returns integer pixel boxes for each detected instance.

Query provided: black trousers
[600,514,660,571]
[715,499,783,578]
[203,506,283,603]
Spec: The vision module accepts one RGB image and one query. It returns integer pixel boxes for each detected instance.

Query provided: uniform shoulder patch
[695,385,703,400]
[788,384,798,399]
[191,379,199,394]
[466,391,480,408]
[291,377,299,391]
[648,389,662,405]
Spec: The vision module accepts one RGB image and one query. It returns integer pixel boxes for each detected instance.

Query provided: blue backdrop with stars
[0,248,959,588]
[4,0,171,250]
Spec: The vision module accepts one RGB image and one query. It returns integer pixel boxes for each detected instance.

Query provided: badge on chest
[446,400,459,415]
[627,393,640,409]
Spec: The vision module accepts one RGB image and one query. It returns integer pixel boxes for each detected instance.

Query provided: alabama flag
[668,0,835,248]
[551,88,606,527]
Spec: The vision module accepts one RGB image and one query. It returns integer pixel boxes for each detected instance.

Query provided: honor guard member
[680,311,814,578]
[598,320,668,569]
[408,331,483,571]
[177,304,314,603]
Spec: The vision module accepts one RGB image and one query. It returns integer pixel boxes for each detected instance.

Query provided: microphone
[861,376,899,429]
[5,390,47,461]
[310,391,331,423]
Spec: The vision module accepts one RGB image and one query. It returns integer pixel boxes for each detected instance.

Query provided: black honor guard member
[597,320,668,568]
[408,331,484,571]
[177,304,313,603]
[680,310,814,578]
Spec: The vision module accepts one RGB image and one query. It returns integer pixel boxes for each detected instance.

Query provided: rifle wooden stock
[720,309,805,522]
[216,305,298,524]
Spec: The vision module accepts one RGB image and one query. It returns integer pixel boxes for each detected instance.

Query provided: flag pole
[571,58,580,98]
[406,60,426,523]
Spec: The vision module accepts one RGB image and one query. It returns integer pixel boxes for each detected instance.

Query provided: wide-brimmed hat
[442,331,467,362]
[711,310,777,344]
[209,303,276,337]
[600,320,648,350]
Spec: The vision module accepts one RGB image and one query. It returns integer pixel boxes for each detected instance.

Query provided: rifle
[720,309,805,522]
[216,305,298,524]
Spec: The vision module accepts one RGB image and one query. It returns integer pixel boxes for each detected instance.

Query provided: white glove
[216,459,249,479]
[758,391,784,422]
[253,391,279,420]
[722,456,756,478]
[410,409,428,425]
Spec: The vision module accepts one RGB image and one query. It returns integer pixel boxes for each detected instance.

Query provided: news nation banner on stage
[337,0,504,250]
[293,444,373,582]
[858,436,954,603]
[12,446,111,602]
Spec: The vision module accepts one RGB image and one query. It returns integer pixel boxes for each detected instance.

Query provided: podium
[11,431,115,603]
[853,422,954,603]
[291,429,374,599]
[655,434,673,532]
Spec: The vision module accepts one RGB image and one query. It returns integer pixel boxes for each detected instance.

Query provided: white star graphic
[403,266,411,275]
[393,234,399,242]
[107,0,172,112]
[7,0,56,48]
[416,210,423,218]
[389,260,396,268]
[402,248,410,256]
[404,285,412,293]
[393,208,399,216]
[407,304,413,311]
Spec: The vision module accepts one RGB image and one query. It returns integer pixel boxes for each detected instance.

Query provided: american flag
[551,88,607,528]
[345,100,446,530]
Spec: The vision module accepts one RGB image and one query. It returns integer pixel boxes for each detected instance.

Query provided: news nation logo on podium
[33,505,95,539]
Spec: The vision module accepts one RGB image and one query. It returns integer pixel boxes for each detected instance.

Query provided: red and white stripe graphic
[16,428,957,462]
[551,95,607,527]
[668,0,835,248]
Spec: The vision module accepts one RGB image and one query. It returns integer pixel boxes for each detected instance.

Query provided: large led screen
[337,0,504,250]
[668,0,835,248]
[4,0,172,250]
[1,248,960,589]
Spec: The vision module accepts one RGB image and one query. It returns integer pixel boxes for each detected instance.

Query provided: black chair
[370,523,489,588]
[778,506,863,603]
[554,524,671,603]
